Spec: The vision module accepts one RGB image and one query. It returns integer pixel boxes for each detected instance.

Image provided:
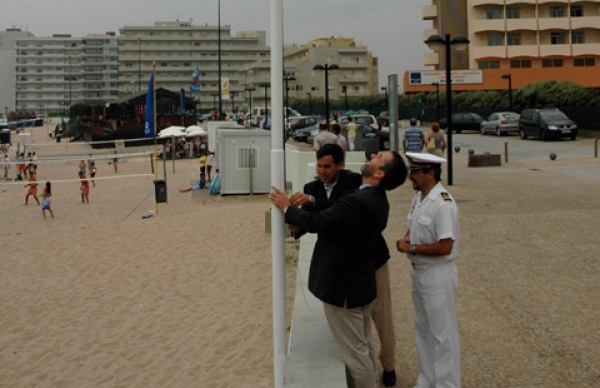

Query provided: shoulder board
[441,192,452,202]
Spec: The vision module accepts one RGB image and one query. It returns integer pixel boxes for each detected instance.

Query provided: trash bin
[154,179,167,203]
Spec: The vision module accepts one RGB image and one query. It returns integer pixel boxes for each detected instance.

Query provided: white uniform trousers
[411,262,461,388]
[323,302,377,388]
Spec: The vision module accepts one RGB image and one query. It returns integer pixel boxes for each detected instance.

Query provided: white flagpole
[270,0,285,386]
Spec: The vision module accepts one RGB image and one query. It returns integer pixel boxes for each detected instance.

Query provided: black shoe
[382,369,396,387]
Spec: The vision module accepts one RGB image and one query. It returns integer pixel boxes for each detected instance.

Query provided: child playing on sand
[90,161,97,187]
[40,181,54,219]
[24,173,40,205]
[79,171,90,204]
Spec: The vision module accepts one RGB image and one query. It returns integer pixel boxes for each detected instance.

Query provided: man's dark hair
[347,116,353,122]
[330,123,341,135]
[410,118,417,126]
[380,151,408,191]
[316,143,345,165]
[319,121,327,131]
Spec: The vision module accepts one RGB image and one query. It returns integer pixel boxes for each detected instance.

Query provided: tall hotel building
[407,0,600,92]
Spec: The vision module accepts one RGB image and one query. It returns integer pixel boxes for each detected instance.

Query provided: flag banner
[144,72,155,138]
[221,77,230,100]
[180,89,186,114]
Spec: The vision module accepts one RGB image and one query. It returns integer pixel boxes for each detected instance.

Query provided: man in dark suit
[270,150,407,388]
[289,144,399,386]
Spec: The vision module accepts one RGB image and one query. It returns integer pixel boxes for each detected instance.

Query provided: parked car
[519,108,578,141]
[307,123,389,150]
[480,112,520,136]
[439,112,484,134]
[339,114,380,131]
[293,122,321,142]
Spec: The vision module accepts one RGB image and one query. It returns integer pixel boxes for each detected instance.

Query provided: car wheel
[540,129,547,141]
[519,128,526,140]
[383,139,390,150]
[480,126,486,135]
[496,127,502,136]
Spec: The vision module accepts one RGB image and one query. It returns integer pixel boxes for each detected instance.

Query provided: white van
[250,107,301,127]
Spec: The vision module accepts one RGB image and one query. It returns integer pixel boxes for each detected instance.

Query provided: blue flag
[144,72,155,138]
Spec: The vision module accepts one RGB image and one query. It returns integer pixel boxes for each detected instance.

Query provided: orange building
[405,0,600,93]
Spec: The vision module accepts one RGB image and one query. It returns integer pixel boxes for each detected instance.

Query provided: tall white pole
[270,0,286,386]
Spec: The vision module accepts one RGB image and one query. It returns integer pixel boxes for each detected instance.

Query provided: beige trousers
[371,261,397,372]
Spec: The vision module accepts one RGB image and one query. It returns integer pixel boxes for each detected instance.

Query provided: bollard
[505,142,508,163]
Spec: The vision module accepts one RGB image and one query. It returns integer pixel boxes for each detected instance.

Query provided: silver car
[480,112,520,136]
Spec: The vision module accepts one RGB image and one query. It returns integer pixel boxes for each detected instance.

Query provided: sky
[2,0,431,90]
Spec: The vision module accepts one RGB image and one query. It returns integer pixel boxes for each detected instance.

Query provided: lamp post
[432,82,440,122]
[217,0,223,119]
[425,33,470,186]
[313,64,339,125]
[501,73,513,111]
[381,86,388,104]
[211,93,218,110]
[138,38,141,92]
[283,73,296,117]
[245,87,255,118]
[342,85,348,113]
[230,91,236,113]
[259,83,270,122]
[306,92,312,115]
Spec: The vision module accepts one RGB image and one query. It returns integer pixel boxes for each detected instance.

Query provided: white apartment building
[0,27,34,115]
[14,33,119,115]
[118,21,270,111]
[241,37,379,112]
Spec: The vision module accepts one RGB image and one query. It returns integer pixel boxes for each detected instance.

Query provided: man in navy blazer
[270,150,407,388]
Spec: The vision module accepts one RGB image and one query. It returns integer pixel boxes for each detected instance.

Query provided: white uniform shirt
[407,182,459,265]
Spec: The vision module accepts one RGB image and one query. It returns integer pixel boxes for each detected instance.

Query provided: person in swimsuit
[40,181,54,219]
[24,173,40,205]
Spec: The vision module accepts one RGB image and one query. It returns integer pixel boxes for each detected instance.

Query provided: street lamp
[381,86,388,104]
[283,73,296,117]
[217,0,223,120]
[138,38,141,92]
[231,91,236,113]
[425,33,470,186]
[245,87,255,118]
[313,64,339,125]
[342,85,348,113]
[431,82,440,122]
[306,92,312,115]
[501,73,513,112]
[259,83,270,124]
[211,93,218,110]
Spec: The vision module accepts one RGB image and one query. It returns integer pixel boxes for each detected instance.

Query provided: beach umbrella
[157,126,185,138]
[184,125,207,135]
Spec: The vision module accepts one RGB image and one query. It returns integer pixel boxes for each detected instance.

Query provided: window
[506,7,520,19]
[486,7,502,19]
[574,58,595,67]
[570,5,583,17]
[572,31,585,44]
[372,58,378,66]
[510,59,532,68]
[488,33,503,46]
[551,32,566,45]
[550,6,565,17]
[542,59,564,67]
[479,60,500,69]
[507,33,521,46]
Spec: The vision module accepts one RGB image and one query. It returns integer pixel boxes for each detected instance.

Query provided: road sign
[409,70,483,85]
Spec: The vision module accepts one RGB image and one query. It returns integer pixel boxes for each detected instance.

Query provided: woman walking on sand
[40,181,54,219]
[79,171,90,204]
[24,173,40,205]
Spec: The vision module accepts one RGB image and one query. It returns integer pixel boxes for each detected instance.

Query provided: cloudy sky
[2,0,431,89]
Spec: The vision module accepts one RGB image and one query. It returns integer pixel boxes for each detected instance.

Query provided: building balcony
[537,0,560,4]
[423,29,439,42]
[538,17,570,31]
[505,0,536,4]
[507,44,539,57]
[571,16,600,30]
[339,76,368,83]
[472,45,506,59]
[539,44,571,56]
[506,18,538,31]
[422,5,438,20]
[473,19,506,33]
[572,42,600,56]
[472,0,504,5]
[423,52,440,66]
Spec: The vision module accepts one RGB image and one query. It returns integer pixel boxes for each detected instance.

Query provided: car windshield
[471,114,483,120]
[540,111,568,120]
[501,113,519,120]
